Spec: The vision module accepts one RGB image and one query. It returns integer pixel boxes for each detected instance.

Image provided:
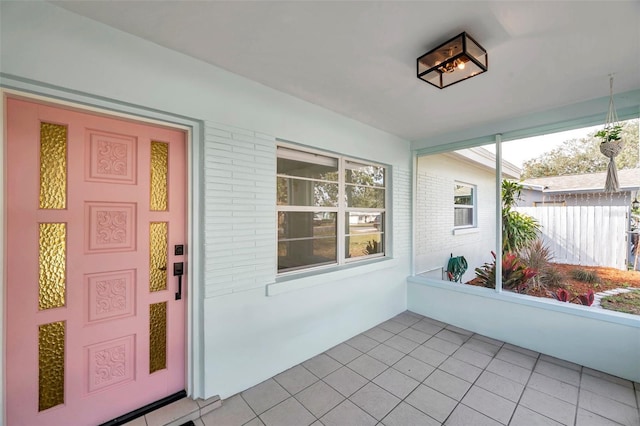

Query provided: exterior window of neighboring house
[454,183,476,227]
[277,145,386,273]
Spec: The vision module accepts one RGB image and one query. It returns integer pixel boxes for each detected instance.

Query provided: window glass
[277,212,337,272]
[277,146,387,273]
[277,148,338,180]
[346,186,385,208]
[454,184,473,206]
[454,207,474,227]
[454,183,475,227]
[345,162,385,187]
[277,177,338,207]
[345,212,384,259]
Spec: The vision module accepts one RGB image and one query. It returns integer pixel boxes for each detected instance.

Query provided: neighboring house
[519,169,640,270]
[416,147,519,283]
[521,168,640,207]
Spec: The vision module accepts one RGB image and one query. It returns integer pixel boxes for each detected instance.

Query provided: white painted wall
[407,278,640,382]
[415,153,497,283]
[0,0,412,403]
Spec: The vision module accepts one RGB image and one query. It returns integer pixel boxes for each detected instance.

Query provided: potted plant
[598,124,624,158]
[595,124,623,143]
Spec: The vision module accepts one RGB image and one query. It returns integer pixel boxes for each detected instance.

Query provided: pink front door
[6,97,187,425]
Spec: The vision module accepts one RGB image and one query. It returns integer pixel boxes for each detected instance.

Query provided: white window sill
[452,227,479,235]
[267,258,399,296]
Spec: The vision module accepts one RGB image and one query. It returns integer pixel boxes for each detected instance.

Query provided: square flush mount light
[417,32,488,89]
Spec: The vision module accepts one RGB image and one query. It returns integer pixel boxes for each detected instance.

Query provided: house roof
[522,168,640,193]
[446,147,520,179]
[50,2,640,146]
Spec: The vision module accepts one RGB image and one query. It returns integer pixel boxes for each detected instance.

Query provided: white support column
[410,151,417,276]
[495,134,503,293]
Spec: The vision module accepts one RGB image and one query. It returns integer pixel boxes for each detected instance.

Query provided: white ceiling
[52,1,640,143]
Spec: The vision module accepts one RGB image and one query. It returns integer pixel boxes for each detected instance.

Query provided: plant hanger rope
[600,74,623,192]
[604,75,620,132]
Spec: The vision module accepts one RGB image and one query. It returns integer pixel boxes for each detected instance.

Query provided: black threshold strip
[99,390,187,426]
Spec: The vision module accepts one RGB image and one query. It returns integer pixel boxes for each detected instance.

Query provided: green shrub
[519,239,565,290]
[542,266,566,288]
[570,268,600,284]
[502,180,540,253]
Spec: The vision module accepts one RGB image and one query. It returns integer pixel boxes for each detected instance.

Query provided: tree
[521,119,639,179]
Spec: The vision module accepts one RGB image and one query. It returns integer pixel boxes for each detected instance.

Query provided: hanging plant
[595,124,623,143]
[598,125,624,160]
[599,76,623,192]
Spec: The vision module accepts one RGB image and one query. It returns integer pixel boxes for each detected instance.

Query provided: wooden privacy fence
[516,206,628,270]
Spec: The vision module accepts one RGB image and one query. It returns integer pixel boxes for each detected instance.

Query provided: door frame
[0,75,205,424]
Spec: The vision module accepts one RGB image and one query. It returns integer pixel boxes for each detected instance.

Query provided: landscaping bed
[527,263,640,298]
[600,290,640,315]
[467,262,640,314]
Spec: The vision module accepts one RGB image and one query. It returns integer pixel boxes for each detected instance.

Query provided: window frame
[453,181,477,229]
[276,144,387,275]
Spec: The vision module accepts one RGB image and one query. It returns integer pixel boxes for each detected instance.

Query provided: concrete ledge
[407,275,640,382]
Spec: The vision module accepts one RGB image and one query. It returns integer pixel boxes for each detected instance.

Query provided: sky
[487,125,601,169]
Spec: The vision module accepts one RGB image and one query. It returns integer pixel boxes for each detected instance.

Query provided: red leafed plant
[551,288,570,302]
[549,288,595,306]
[474,251,538,293]
[577,290,595,306]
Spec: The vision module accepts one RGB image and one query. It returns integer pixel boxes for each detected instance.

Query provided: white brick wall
[415,154,497,282]
[203,122,277,298]
[203,122,412,297]
[392,167,412,258]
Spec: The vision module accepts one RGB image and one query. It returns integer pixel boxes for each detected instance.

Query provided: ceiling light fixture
[417,32,488,89]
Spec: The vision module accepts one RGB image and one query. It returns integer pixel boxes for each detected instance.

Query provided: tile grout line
[573,365,583,426]
[364,315,436,424]
[506,351,541,426]
[440,332,505,425]
[577,371,640,425]
[276,366,323,426]
[321,324,402,424]
[351,317,423,424]
[203,312,638,426]
[378,316,443,425]
[238,392,262,425]
[636,382,640,422]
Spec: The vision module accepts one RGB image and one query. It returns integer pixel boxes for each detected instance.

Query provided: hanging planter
[598,76,624,193]
[599,128,623,157]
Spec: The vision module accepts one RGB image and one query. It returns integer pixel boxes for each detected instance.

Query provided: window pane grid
[345,182,385,190]
[279,236,337,243]
[276,174,338,185]
[277,145,387,273]
[277,176,339,207]
[453,182,476,228]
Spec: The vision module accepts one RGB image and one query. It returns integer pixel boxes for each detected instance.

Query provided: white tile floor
[192,311,639,426]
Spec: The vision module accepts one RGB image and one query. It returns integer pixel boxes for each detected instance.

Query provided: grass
[601,290,640,315]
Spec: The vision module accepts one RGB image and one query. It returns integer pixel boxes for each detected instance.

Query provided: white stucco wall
[407,278,640,382]
[0,0,412,407]
[415,153,497,283]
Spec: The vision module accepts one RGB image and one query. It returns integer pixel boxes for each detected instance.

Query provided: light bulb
[457,61,465,70]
